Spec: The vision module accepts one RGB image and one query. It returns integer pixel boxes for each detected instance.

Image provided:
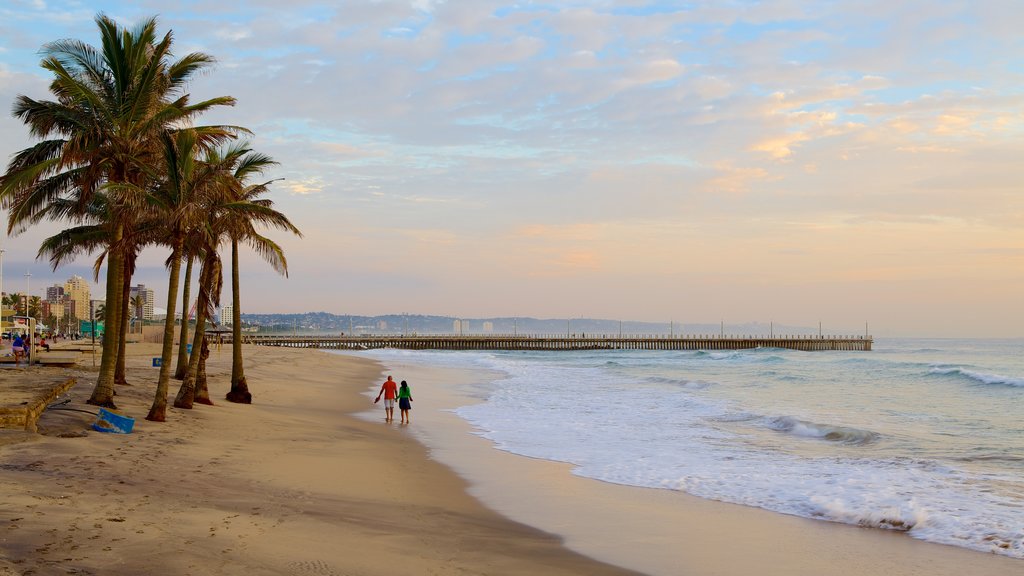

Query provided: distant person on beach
[11,334,24,364]
[375,375,399,422]
[398,380,413,424]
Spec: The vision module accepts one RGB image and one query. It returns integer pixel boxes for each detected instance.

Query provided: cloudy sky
[1,1,1022,337]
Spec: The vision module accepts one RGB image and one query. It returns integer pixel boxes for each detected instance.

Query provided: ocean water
[360,338,1024,559]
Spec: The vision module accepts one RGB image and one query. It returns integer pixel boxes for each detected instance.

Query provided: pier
[243,334,872,352]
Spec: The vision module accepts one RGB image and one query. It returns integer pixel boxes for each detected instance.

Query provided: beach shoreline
[1,343,1021,576]
[0,343,638,576]
[366,350,1024,576]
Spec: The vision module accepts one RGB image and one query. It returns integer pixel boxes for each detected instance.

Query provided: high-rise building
[64,275,90,320]
[128,284,155,320]
[219,304,233,326]
[46,285,65,302]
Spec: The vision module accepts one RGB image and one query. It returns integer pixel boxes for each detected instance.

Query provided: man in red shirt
[375,375,399,422]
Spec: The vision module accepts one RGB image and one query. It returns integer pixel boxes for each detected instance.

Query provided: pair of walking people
[375,375,413,423]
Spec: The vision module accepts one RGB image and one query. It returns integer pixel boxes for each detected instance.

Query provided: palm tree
[130,294,144,330]
[8,293,27,316]
[28,296,42,320]
[1,294,19,310]
[171,141,295,408]
[0,14,237,408]
[32,190,154,390]
[148,130,236,421]
[211,144,301,403]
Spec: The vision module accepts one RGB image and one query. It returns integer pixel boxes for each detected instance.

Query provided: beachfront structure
[45,285,64,302]
[128,284,154,320]
[219,304,233,326]
[64,275,90,320]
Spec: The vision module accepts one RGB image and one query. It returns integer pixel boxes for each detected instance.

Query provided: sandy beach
[0,343,637,575]
[1,343,1021,576]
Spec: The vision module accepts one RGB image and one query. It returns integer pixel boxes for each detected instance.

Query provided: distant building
[128,284,155,320]
[453,319,469,334]
[219,304,233,326]
[44,284,76,331]
[65,275,90,320]
[46,285,65,302]
[483,321,494,333]
[42,300,65,320]
[377,320,388,330]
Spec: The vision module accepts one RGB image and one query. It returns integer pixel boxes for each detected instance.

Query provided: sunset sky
[1,1,1022,337]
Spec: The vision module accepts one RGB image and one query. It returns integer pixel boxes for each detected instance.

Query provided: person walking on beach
[375,375,399,422]
[397,380,413,424]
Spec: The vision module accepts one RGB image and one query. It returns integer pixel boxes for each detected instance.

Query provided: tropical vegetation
[0,14,300,420]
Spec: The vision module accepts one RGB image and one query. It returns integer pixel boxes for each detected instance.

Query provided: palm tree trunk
[226,239,251,403]
[194,335,212,405]
[174,254,216,409]
[147,239,183,422]
[88,227,124,408]
[114,256,132,386]
[174,255,194,380]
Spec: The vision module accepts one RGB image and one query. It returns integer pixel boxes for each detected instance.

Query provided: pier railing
[240,334,873,352]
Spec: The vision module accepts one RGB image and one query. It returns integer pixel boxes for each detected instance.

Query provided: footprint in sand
[286,560,341,576]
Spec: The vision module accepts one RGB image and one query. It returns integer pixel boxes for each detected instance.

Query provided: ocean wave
[644,376,711,389]
[764,416,880,445]
[692,350,786,363]
[929,366,1024,388]
[955,452,1024,464]
[694,350,740,360]
[708,412,759,423]
[810,498,925,531]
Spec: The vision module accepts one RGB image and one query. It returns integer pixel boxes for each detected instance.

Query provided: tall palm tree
[0,14,237,408]
[33,189,153,391]
[148,130,236,421]
[171,141,295,408]
[212,144,301,403]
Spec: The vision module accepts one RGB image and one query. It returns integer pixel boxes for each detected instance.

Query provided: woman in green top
[397,380,413,424]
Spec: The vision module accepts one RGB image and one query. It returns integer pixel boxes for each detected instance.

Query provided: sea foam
[930,365,1024,388]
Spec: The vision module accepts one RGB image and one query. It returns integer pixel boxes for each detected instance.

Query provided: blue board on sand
[92,408,135,434]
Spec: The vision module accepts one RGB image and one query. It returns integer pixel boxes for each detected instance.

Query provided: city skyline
[1,2,1022,337]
